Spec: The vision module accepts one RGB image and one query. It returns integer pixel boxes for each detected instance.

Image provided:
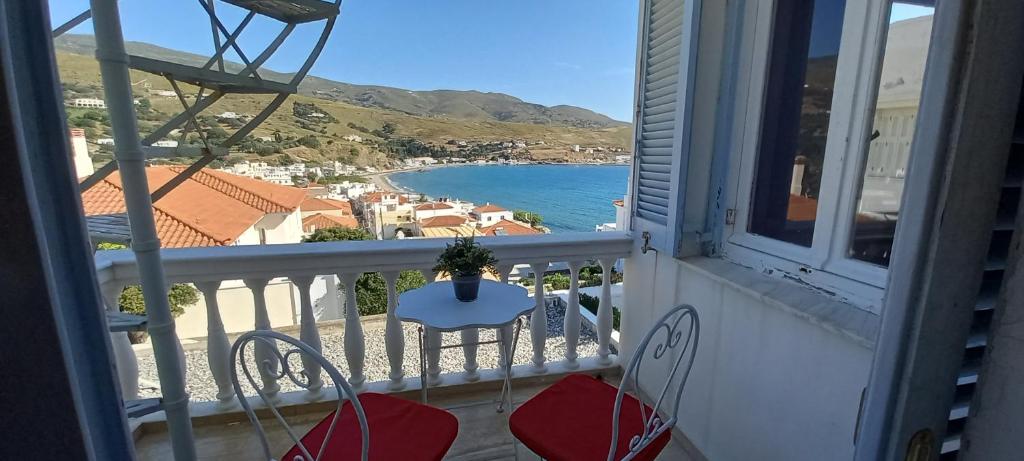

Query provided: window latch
[725,208,736,225]
[641,231,654,254]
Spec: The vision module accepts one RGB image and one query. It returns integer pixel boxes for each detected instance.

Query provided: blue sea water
[389,165,629,233]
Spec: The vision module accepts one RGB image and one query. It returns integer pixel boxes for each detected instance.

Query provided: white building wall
[174,275,340,339]
[621,251,873,461]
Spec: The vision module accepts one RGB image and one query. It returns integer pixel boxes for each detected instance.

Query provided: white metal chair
[230,330,458,461]
[509,304,700,461]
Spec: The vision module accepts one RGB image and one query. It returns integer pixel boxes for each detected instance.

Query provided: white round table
[397,280,534,411]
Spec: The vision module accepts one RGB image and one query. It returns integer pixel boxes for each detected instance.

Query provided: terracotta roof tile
[360,192,409,204]
[301,197,353,213]
[480,219,542,236]
[419,215,469,228]
[81,166,304,248]
[473,204,507,213]
[414,202,454,211]
[302,213,359,233]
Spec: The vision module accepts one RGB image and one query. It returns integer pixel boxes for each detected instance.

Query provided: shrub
[579,293,620,330]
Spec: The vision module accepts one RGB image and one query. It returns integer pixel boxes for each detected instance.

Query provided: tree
[301,227,426,315]
[302,227,372,242]
[513,210,544,227]
[95,243,199,317]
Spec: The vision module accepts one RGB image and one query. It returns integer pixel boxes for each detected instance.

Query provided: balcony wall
[622,248,879,461]
[94,232,631,410]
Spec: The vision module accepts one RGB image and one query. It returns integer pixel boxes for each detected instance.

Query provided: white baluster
[495,265,514,378]
[101,282,139,401]
[196,281,235,408]
[461,328,480,382]
[597,258,616,365]
[529,262,549,373]
[419,269,442,386]
[339,273,366,391]
[244,278,280,399]
[564,261,584,369]
[381,271,406,391]
[290,275,323,397]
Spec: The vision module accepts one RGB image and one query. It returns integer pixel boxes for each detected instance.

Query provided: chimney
[69,129,94,178]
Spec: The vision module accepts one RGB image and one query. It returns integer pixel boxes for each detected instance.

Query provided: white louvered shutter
[630,0,700,256]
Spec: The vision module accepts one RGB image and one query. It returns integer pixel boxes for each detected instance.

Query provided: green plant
[579,293,620,330]
[302,227,373,242]
[300,226,426,316]
[96,243,200,318]
[433,236,498,277]
[513,209,543,227]
[344,271,427,316]
[544,273,571,290]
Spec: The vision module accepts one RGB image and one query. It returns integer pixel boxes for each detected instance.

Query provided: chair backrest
[230,330,369,461]
[608,304,700,461]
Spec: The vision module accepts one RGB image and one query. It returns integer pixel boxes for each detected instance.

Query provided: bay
[389,164,629,233]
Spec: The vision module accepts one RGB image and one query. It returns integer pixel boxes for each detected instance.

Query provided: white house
[471,203,513,225]
[70,98,106,108]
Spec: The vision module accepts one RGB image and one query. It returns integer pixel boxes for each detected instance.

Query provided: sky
[48,0,641,121]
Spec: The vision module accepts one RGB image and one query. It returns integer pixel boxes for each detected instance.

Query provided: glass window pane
[749,0,847,247]
[849,2,934,266]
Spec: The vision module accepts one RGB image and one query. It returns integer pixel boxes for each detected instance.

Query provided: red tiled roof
[612,199,625,207]
[81,166,306,248]
[302,213,359,232]
[473,204,507,213]
[301,197,353,214]
[480,219,542,236]
[361,192,410,204]
[419,215,469,228]
[414,202,453,211]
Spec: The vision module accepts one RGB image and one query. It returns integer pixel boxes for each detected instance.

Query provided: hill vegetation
[54,34,632,169]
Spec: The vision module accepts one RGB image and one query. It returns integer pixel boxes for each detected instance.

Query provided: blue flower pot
[452,273,482,302]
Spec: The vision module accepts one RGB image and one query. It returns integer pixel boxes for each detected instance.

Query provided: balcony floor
[133,378,699,460]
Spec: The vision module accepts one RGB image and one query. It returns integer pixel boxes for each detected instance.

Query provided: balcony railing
[93,232,632,414]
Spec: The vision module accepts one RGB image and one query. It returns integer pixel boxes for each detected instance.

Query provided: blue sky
[49,1,640,121]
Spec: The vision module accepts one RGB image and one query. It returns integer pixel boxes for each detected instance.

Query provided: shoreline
[370,161,629,196]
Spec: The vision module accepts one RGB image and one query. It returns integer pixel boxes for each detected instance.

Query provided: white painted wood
[195,281,235,408]
[100,282,139,401]
[338,273,366,391]
[597,259,616,365]
[381,271,406,390]
[529,262,549,373]
[564,261,584,369]
[289,275,323,396]
[243,278,280,398]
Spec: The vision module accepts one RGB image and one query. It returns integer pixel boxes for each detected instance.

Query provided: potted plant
[433,236,498,302]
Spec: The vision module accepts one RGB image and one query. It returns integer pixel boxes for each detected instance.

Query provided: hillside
[54,34,628,129]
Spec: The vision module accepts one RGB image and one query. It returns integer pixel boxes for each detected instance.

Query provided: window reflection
[849,2,934,266]
[749,0,847,247]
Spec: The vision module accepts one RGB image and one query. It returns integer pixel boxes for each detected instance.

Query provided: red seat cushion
[509,374,671,461]
[282,393,458,461]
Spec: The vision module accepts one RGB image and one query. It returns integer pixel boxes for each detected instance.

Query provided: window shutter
[630,0,701,256]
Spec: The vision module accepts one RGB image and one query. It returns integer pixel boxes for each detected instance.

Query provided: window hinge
[725,208,736,225]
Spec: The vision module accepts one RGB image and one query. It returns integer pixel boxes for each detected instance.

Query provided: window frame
[722,0,913,310]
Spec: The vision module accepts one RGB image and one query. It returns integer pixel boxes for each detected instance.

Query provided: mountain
[53,34,628,129]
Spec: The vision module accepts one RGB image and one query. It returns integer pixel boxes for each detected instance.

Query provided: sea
[389,164,630,233]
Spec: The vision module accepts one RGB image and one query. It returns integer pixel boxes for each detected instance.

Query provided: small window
[748,0,847,247]
[848,2,934,266]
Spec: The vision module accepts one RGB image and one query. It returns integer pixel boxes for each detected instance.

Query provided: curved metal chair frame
[60,0,343,200]
[230,330,369,461]
[608,304,700,461]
